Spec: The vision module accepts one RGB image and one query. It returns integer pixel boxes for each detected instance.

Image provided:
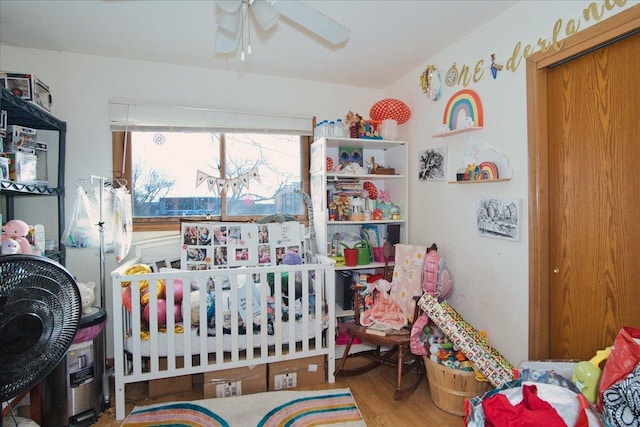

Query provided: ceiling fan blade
[270,1,350,45]
[251,0,279,31]
[216,0,242,14]
[217,8,242,34]
[214,27,241,54]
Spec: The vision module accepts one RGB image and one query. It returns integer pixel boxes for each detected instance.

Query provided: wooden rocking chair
[335,242,435,400]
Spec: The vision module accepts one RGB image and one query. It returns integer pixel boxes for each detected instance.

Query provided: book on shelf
[365,323,394,336]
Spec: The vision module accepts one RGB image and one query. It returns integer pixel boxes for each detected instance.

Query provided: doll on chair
[359,279,407,330]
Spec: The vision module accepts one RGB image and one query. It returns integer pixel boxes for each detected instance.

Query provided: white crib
[111,247,335,420]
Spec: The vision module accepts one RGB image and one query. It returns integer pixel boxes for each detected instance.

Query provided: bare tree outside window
[129,131,303,220]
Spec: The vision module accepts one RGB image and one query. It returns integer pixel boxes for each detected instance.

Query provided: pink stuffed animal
[1,219,34,254]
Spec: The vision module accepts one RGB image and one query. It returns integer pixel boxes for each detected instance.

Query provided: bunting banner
[195,168,260,195]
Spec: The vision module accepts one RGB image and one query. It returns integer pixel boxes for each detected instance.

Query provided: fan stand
[2,386,43,425]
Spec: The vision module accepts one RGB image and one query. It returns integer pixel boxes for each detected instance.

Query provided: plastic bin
[41,308,106,426]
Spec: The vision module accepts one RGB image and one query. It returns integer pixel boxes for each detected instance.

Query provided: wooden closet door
[547,32,640,360]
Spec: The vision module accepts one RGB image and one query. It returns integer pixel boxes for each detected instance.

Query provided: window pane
[225,133,302,216]
[131,131,221,217]
[130,131,303,219]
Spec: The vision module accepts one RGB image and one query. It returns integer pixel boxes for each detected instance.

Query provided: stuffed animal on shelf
[1,238,20,254]
[1,219,34,254]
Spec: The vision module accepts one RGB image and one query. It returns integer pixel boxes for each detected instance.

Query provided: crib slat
[147,277,160,375]
[301,268,310,353]
[212,275,224,366]
[259,271,269,358]
[273,272,283,358]
[130,278,143,376]
[198,278,209,368]
[243,273,254,360]
[229,274,239,362]
[287,269,297,356]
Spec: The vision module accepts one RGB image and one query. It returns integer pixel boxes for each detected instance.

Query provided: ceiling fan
[215,0,350,60]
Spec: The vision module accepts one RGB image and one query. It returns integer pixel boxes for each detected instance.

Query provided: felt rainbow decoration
[442,89,484,130]
[479,161,498,179]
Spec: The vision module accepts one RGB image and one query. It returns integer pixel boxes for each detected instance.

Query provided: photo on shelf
[361,224,382,247]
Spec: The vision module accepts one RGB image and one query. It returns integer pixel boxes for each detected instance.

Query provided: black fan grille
[0,255,82,402]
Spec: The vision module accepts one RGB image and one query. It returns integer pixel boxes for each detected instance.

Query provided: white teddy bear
[76,281,96,314]
[1,239,20,254]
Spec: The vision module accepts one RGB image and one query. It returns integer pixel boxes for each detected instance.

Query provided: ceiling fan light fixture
[251,0,280,31]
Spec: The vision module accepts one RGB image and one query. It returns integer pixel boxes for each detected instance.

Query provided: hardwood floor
[93,356,464,426]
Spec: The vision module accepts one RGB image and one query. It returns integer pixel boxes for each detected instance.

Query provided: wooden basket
[423,356,492,416]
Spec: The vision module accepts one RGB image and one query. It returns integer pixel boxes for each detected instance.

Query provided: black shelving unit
[1,87,67,264]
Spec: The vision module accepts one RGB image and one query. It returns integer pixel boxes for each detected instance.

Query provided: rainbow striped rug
[122,388,366,426]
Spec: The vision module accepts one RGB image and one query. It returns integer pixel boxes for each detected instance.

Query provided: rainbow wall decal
[442,89,484,130]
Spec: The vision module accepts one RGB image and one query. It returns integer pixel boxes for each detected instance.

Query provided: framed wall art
[419,146,447,181]
[476,197,520,241]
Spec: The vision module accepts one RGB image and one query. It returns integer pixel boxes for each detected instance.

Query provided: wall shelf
[448,178,511,184]
[432,126,483,138]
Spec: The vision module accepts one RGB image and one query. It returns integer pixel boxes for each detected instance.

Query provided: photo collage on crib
[180,221,305,271]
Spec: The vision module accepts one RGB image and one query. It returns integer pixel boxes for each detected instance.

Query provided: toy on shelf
[1,219,34,254]
[369,98,411,125]
[1,238,20,254]
[369,98,411,141]
[452,136,514,183]
[460,162,499,181]
[344,111,363,138]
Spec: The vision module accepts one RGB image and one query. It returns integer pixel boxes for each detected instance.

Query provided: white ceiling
[0,0,517,89]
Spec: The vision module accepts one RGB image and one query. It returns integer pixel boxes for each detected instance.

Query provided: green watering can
[355,241,371,265]
[572,346,612,404]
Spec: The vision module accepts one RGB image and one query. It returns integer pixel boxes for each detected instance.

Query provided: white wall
[1,0,635,363]
[388,0,636,366]
[0,47,384,357]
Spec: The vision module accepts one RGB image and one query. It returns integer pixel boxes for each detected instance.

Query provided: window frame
[112,131,312,232]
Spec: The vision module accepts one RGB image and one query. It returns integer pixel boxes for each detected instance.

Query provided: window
[113,130,311,231]
[110,102,313,231]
